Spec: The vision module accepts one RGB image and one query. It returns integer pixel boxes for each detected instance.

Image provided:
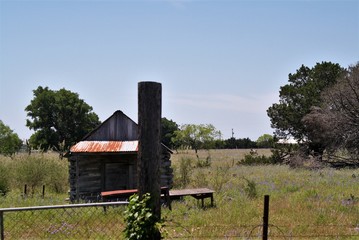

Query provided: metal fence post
[263,195,269,240]
[0,211,4,240]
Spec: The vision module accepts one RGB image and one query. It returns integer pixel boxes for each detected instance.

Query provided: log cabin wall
[68,148,173,202]
[69,154,137,202]
[160,148,173,188]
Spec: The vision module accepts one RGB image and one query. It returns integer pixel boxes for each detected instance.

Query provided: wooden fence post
[0,211,4,240]
[138,81,162,239]
[263,195,270,240]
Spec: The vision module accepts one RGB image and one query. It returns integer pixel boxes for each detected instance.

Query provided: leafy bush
[13,156,50,194]
[11,154,68,194]
[192,169,209,188]
[243,178,258,199]
[124,193,163,240]
[271,143,299,163]
[0,163,9,195]
[210,165,230,192]
[174,157,193,188]
[46,158,69,193]
[239,154,275,165]
[0,120,22,157]
[196,155,212,168]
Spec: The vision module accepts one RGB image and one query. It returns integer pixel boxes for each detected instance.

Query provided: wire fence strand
[1,203,358,239]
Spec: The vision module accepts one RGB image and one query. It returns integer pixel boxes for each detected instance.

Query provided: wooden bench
[101,187,171,210]
[169,188,215,208]
[101,187,215,209]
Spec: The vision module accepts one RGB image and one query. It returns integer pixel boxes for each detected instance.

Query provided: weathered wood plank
[169,188,215,197]
[169,188,215,208]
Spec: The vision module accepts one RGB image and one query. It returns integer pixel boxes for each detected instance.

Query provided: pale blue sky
[0,0,358,141]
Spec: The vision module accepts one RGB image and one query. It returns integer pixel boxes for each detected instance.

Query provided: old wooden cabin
[66,110,173,202]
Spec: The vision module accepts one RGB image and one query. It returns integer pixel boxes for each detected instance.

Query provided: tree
[303,62,359,160]
[256,134,274,148]
[223,137,256,149]
[161,117,179,149]
[172,124,222,156]
[25,86,101,154]
[0,120,22,157]
[267,62,344,156]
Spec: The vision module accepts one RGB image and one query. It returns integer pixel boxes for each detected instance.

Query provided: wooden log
[137,81,162,235]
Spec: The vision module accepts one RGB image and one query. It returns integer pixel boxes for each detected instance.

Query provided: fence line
[1,200,358,239]
[0,201,128,213]
[0,201,128,240]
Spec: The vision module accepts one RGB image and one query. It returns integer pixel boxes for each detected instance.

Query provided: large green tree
[25,86,101,153]
[0,120,22,157]
[256,134,274,148]
[161,117,179,149]
[172,124,222,154]
[267,62,343,156]
[303,62,359,160]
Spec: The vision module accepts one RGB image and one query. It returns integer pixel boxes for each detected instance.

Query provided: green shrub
[238,144,298,166]
[243,178,258,199]
[124,193,163,240]
[45,158,68,193]
[13,156,50,194]
[210,165,230,192]
[12,155,68,194]
[0,163,9,195]
[239,153,278,165]
[174,157,193,188]
[196,155,212,168]
[192,169,209,188]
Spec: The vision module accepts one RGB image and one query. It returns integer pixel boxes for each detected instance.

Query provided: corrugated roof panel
[120,141,139,152]
[70,140,138,153]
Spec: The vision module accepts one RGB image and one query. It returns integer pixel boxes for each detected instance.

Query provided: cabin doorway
[103,162,129,191]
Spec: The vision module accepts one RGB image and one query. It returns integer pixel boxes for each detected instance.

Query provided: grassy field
[0,149,358,239]
[165,149,359,239]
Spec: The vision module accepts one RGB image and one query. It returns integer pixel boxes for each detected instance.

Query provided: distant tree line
[161,118,272,150]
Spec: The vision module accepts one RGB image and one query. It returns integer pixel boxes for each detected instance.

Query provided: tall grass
[0,152,68,207]
[167,149,359,238]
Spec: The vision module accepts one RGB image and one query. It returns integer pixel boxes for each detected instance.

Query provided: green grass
[1,150,358,239]
[166,149,359,239]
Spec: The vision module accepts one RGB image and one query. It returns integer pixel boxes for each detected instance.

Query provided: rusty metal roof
[70,140,139,153]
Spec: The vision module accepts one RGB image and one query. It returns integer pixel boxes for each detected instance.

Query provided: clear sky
[0,0,358,141]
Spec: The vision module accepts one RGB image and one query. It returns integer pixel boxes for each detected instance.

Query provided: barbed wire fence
[1,197,359,239]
